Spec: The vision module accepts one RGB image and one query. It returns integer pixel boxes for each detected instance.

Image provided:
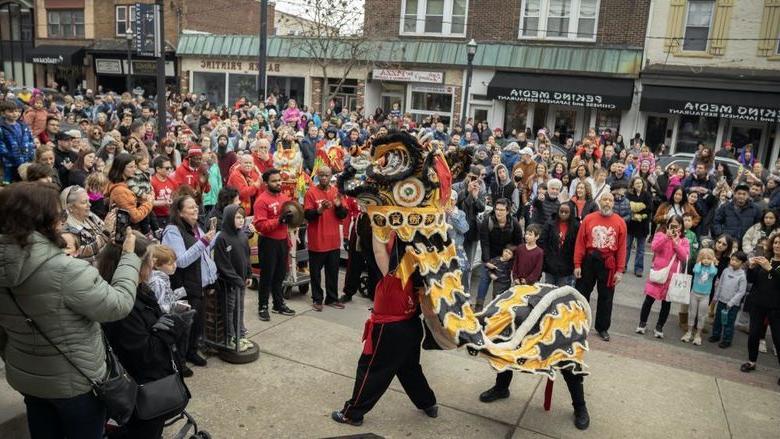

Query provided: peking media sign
[134,3,161,57]
[667,102,780,123]
[495,88,618,110]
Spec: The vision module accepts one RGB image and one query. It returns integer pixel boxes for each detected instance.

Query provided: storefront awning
[640,85,780,123]
[26,45,85,66]
[487,72,634,110]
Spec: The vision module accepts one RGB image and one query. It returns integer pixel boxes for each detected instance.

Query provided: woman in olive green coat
[0,182,140,439]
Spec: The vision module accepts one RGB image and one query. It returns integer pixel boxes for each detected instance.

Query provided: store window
[519,0,598,41]
[676,115,718,153]
[504,102,529,135]
[401,0,468,36]
[228,73,257,106]
[380,82,406,116]
[115,5,136,36]
[409,85,453,126]
[193,72,226,106]
[0,2,34,86]
[682,1,714,52]
[47,9,85,39]
[553,108,577,139]
[596,109,621,135]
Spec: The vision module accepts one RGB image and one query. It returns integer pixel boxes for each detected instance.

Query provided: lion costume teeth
[339,131,591,378]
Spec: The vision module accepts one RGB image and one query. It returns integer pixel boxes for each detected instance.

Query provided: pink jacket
[644,232,690,301]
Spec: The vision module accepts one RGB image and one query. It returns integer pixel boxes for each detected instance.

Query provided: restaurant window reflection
[676,115,718,153]
[192,72,226,106]
[504,101,528,136]
[0,1,34,86]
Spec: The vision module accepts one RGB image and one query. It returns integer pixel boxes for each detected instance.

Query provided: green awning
[176,34,642,77]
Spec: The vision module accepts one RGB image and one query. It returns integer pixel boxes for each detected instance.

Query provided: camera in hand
[114,209,131,244]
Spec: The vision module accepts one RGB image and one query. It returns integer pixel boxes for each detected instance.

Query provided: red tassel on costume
[543,378,554,411]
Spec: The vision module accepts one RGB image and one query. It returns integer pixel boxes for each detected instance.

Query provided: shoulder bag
[134,346,191,421]
[6,289,137,425]
[648,254,676,284]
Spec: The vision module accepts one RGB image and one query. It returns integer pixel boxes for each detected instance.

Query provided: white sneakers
[681,331,693,343]
[635,326,646,335]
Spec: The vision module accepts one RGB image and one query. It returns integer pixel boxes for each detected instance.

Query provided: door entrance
[471,104,491,126]
[728,121,767,164]
[645,115,671,154]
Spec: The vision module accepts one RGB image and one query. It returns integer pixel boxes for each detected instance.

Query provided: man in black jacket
[475,199,523,310]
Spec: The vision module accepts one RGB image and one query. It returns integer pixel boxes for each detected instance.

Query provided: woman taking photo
[61,185,115,263]
[636,215,690,338]
[106,153,154,227]
[740,233,780,380]
[67,146,97,188]
[0,182,140,439]
[162,195,218,367]
[626,176,653,276]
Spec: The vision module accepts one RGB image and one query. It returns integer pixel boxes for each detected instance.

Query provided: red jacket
[252,153,275,174]
[227,167,262,214]
[172,159,211,196]
[303,185,345,252]
[252,189,290,240]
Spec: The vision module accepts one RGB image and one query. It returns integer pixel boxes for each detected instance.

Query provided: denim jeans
[711,301,740,343]
[626,234,645,274]
[462,240,479,294]
[545,273,574,287]
[476,264,493,303]
[23,391,106,439]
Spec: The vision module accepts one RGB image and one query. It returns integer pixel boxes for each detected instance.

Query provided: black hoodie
[213,204,251,288]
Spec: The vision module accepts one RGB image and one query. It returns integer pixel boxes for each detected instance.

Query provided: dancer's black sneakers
[574,406,590,430]
[331,410,363,426]
[422,405,439,418]
[479,387,510,403]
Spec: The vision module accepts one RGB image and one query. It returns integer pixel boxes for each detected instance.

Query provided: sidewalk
[2,263,779,438]
[169,290,779,439]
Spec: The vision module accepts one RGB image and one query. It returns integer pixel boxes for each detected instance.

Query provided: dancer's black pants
[341,318,436,421]
[495,369,586,409]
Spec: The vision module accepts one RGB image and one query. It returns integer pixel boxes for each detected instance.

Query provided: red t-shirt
[150,174,178,218]
[558,221,569,246]
[304,185,342,252]
[252,189,291,240]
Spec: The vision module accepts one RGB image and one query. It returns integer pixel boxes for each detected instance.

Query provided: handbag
[6,290,138,425]
[649,255,676,284]
[666,256,692,305]
[134,350,191,420]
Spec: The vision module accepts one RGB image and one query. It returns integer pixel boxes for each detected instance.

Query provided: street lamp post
[460,39,478,127]
[125,31,134,93]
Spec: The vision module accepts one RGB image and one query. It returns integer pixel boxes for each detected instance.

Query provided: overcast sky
[273,0,365,33]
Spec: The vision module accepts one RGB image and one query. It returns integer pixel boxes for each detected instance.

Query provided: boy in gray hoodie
[709,251,748,348]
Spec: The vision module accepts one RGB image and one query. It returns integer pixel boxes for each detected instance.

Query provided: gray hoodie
[713,266,747,308]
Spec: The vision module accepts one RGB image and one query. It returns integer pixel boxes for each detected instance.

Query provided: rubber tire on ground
[189,431,211,439]
[217,340,260,364]
[282,285,292,299]
[298,284,309,296]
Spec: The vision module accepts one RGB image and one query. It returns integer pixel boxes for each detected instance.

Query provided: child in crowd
[146,244,187,313]
[486,246,514,298]
[213,204,252,351]
[708,251,748,348]
[85,172,109,219]
[678,212,700,330]
[610,181,631,223]
[685,248,719,345]
[512,224,544,286]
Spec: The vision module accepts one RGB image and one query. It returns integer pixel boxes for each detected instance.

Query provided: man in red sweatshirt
[253,168,296,321]
[573,192,627,342]
[172,148,211,199]
[304,166,349,310]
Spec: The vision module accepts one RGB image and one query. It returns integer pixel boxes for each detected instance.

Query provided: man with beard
[252,168,297,321]
[227,153,262,214]
[251,138,275,174]
[53,130,78,184]
[573,192,627,342]
[304,166,349,311]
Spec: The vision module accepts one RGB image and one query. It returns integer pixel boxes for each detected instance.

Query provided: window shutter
[708,0,734,56]
[665,0,687,53]
[757,0,780,56]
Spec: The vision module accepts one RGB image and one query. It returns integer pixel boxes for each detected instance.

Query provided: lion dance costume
[333,132,591,425]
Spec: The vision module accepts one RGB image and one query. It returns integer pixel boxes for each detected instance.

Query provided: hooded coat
[0,232,140,399]
[213,204,251,289]
[540,213,579,277]
[489,164,517,210]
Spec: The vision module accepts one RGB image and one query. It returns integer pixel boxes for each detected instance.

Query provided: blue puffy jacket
[0,119,35,168]
[711,201,762,240]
